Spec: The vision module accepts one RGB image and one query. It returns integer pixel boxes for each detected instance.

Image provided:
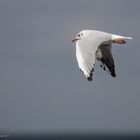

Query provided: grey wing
[76,38,101,81]
[96,44,116,77]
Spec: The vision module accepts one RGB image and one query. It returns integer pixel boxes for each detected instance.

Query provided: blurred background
[0,0,140,139]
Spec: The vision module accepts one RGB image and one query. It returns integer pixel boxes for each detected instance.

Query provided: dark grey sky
[0,0,140,134]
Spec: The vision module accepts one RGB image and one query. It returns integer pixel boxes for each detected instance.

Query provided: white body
[73,30,132,81]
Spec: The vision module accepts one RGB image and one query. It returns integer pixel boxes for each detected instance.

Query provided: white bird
[72,30,132,81]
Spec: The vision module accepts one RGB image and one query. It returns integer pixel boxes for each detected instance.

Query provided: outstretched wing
[76,37,102,81]
[96,44,116,77]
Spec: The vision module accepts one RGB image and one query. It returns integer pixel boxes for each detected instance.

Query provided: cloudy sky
[0,0,140,134]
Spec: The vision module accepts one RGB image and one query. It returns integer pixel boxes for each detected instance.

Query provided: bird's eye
[78,34,80,37]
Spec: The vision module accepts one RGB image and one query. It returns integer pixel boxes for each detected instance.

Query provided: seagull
[72,30,132,81]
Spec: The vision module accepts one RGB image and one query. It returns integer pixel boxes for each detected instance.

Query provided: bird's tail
[121,36,133,40]
[112,34,132,44]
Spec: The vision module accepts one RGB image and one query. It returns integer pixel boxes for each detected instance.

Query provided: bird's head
[72,30,90,43]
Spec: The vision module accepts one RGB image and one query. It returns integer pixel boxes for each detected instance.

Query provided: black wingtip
[111,73,116,77]
[87,77,93,81]
[86,68,94,81]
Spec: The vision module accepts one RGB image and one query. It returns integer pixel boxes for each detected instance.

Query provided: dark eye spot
[78,34,80,37]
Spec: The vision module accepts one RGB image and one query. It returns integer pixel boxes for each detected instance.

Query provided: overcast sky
[0,0,140,134]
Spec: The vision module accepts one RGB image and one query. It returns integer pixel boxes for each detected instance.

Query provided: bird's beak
[72,38,79,42]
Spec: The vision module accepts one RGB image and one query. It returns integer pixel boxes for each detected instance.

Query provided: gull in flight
[72,30,132,81]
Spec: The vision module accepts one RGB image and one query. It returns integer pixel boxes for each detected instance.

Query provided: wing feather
[76,37,101,81]
[96,44,116,77]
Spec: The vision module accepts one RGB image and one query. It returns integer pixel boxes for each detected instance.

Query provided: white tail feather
[112,34,132,40]
[123,37,132,40]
